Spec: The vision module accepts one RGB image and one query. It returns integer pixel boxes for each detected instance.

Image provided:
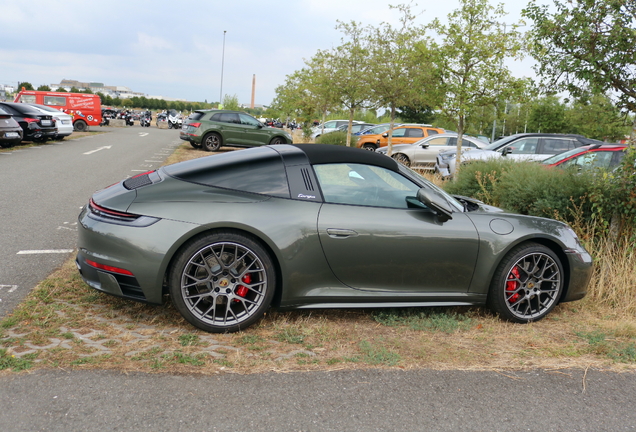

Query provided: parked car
[354,123,396,136]
[0,102,57,142]
[180,110,292,151]
[313,122,376,139]
[356,125,445,151]
[541,144,628,170]
[0,105,23,148]
[312,119,363,138]
[435,133,605,177]
[377,133,489,169]
[26,103,74,139]
[76,144,592,333]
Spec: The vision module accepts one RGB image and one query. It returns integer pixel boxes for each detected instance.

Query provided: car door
[499,137,542,162]
[412,136,452,167]
[238,113,268,146]
[216,113,245,145]
[314,163,479,293]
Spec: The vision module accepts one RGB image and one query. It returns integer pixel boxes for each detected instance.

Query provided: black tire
[487,242,564,323]
[203,133,222,151]
[393,153,411,167]
[269,137,285,145]
[168,231,276,333]
[74,120,87,132]
[362,143,377,151]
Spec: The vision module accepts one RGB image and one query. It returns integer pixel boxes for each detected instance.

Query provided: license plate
[41,119,51,126]
[5,132,20,138]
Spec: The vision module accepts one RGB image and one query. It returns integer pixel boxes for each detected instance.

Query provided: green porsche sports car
[76,144,593,333]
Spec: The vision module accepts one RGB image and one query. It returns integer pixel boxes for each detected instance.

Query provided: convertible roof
[291,144,399,172]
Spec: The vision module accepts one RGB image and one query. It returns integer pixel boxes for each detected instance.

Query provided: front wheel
[168,231,276,333]
[362,143,377,151]
[487,243,564,323]
[203,133,222,151]
[269,137,285,145]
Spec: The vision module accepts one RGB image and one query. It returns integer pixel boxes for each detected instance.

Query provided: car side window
[314,163,420,209]
[425,129,440,136]
[218,113,240,124]
[505,138,539,154]
[391,128,407,137]
[406,129,424,138]
[239,113,260,126]
[542,138,575,154]
[427,137,449,146]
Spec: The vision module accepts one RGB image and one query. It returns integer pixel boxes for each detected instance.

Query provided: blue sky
[0,0,545,106]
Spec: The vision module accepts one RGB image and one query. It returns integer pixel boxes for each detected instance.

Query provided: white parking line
[16,249,74,255]
[0,285,18,293]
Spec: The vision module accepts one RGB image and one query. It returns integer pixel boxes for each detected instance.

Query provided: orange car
[357,125,445,151]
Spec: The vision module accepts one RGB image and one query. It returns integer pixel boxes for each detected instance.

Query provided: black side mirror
[382,133,388,138]
[417,188,453,222]
[502,147,513,156]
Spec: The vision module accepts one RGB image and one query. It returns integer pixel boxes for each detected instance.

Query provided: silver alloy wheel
[203,133,221,151]
[180,241,268,328]
[503,251,561,320]
[362,144,376,151]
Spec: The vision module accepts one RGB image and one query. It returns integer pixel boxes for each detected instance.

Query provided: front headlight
[441,153,456,161]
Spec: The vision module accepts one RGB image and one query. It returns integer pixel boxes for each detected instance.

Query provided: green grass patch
[359,340,401,366]
[373,308,474,333]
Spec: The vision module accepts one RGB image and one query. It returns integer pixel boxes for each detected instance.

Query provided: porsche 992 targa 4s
[76,144,593,333]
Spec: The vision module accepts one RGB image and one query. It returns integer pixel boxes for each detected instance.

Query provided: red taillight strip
[86,259,134,276]
[89,198,138,219]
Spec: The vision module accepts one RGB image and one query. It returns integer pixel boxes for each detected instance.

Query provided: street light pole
[219,30,227,107]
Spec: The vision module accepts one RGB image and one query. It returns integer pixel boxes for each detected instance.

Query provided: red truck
[14,90,102,131]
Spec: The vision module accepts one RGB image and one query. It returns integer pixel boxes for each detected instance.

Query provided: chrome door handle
[326,228,358,238]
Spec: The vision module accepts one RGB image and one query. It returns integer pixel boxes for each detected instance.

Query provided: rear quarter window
[164,147,290,198]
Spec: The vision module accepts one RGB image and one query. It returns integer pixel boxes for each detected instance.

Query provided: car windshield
[541,147,588,165]
[399,165,465,212]
[364,124,393,135]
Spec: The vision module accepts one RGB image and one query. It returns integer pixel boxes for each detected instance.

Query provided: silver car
[435,133,603,178]
[377,133,488,169]
[27,103,74,139]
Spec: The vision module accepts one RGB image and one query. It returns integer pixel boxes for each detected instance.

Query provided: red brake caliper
[506,266,520,304]
[233,273,251,302]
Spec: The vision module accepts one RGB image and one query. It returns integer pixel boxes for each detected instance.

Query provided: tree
[331,21,372,146]
[523,0,636,143]
[69,86,80,93]
[366,4,432,153]
[17,81,34,91]
[37,85,51,91]
[429,0,525,168]
[527,95,569,133]
[566,93,630,142]
[222,94,240,111]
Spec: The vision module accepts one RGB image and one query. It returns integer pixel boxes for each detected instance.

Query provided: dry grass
[2,140,635,374]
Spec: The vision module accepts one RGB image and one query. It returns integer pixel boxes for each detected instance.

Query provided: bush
[315,131,358,147]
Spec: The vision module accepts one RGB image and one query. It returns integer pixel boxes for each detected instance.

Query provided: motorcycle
[167,110,183,129]
[125,112,135,126]
[140,111,152,127]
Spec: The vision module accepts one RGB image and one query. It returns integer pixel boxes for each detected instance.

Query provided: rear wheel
[168,232,276,333]
[393,153,411,167]
[74,120,87,132]
[487,243,564,323]
[362,143,377,151]
[203,133,222,151]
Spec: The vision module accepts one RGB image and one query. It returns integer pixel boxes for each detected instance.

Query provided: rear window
[163,147,290,198]
[190,112,205,121]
